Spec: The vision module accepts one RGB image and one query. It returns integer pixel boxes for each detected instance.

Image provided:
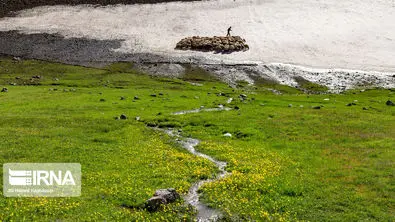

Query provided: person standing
[227,26,232,37]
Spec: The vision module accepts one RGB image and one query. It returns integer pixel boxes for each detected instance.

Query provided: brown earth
[0,0,199,18]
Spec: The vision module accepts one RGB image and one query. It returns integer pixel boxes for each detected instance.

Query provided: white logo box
[3,163,81,197]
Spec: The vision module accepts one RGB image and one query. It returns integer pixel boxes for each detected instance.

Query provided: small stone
[386,100,394,106]
[234,106,240,110]
[299,105,304,108]
[120,96,126,100]
[120,114,127,120]
[288,104,293,108]
[363,107,369,110]
[1,87,8,92]
[100,98,105,102]
[223,133,232,137]
[135,116,140,121]
[323,98,330,101]
[313,106,321,109]
[239,94,247,98]
[134,96,139,100]
[150,94,157,97]
[159,92,164,96]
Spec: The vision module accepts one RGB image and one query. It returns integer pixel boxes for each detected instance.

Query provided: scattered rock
[234,106,240,110]
[32,75,41,79]
[299,105,304,108]
[150,94,157,97]
[13,56,21,61]
[135,116,140,121]
[239,94,247,98]
[363,107,369,110]
[134,96,139,100]
[223,133,232,137]
[99,98,105,102]
[120,96,125,100]
[120,114,127,120]
[145,188,180,212]
[1,87,8,92]
[288,104,293,108]
[347,102,357,106]
[159,92,164,96]
[312,106,321,109]
[386,100,394,106]
[15,76,20,80]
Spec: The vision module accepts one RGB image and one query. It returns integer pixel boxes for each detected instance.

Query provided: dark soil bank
[0,31,172,67]
[0,0,199,17]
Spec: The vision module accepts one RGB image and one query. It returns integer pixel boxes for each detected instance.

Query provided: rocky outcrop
[175,36,249,53]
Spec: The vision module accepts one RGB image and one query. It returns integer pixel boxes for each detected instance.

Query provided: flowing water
[165,129,229,221]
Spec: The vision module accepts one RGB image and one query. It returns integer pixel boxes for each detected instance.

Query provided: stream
[164,129,229,221]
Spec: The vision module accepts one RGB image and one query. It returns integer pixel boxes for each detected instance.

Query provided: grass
[0,57,394,221]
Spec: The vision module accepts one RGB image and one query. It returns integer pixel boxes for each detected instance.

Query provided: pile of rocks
[175,36,249,53]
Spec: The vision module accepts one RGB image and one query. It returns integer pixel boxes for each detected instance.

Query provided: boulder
[145,188,180,212]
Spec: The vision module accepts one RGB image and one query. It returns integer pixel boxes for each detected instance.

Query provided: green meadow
[0,58,394,221]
